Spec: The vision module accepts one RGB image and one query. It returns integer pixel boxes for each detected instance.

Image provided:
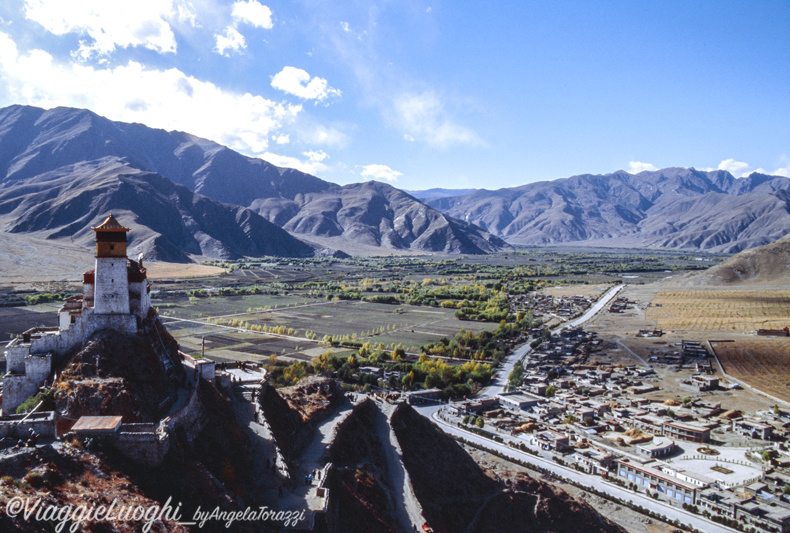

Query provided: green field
[159,298,493,364]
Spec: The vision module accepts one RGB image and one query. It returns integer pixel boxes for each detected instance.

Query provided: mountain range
[0,105,506,260]
[425,169,790,253]
[0,104,788,263]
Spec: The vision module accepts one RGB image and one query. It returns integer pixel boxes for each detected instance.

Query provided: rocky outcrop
[470,473,626,533]
[327,399,399,533]
[390,403,626,533]
[54,321,183,423]
[278,376,346,424]
[391,403,499,533]
[0,445,190,533]
[257,376,345,464]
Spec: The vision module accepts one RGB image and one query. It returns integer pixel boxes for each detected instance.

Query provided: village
[438,320,790,533]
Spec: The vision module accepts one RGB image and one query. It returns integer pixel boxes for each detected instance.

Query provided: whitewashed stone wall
[2,309,137,414]
[93,258,129,314]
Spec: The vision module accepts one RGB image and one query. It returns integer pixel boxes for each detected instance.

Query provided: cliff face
[328,399,398,533]
[390,403,499,533]
[390,403,627,533]
[257,376,345,462]
[470,474,626,533]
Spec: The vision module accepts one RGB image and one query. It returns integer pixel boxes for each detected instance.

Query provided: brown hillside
[692,232,790,285]
[0,445,190,533]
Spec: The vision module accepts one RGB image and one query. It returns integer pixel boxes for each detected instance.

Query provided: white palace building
[2,214,151,414]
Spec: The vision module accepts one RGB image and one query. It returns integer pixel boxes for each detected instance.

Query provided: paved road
[414,403,736,533]
[479,284,624,398]
[559,284,624,331]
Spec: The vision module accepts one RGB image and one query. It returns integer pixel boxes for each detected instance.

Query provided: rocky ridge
[425,168,790,253]
[0,105,508,257]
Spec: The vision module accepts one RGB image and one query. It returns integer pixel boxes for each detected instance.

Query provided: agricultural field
[2,247,725,375]
[711,339,790,403]
[645,289,790,332]
[0,305,58,342]
[158,298,493,364]
[538,283,611,298]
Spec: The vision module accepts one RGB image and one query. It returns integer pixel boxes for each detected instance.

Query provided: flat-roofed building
[662,420,711,443]
[637,437,676,458]
[699,490,790,533]
[535,430,570,452]
[616,458,699,505]
[733,418,774,440]
[574,449,613,475]
[691,374,719,391]
[497,391,542,412]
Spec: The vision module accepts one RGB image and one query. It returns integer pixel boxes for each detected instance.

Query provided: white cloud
[391,91,480,148]
[403,133,414,142]
[262,151,328,175]
[361,164,402,182]
[340,21,351,33]
[304,150,328,162]
[271,66,341,101]
[214,26,246,56]
[0,31,299,155]
[273,134,289,144]
[628,161,657,174]
[212,1,273,57]
[232,0,273,29]
[175,2,199,27]
[717,158,753,177]
[704,159,789,178]
[773,165,790,178]
[299,123,349,147]
[23,0,181,58]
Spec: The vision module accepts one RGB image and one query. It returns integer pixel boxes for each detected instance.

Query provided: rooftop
[71,415,123,434]
[92,213,130,232]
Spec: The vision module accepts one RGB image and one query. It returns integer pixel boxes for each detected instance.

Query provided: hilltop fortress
[2,214,152,414]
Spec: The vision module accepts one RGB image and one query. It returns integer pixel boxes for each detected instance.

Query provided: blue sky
[0,0,787,190]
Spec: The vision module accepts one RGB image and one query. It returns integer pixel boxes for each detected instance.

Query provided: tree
[393,344,406,360]
[475,417,485,428]
[402,370,415,390]
[545,384,557,397]
[507,360,525,390]
[463,415,470,425]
